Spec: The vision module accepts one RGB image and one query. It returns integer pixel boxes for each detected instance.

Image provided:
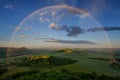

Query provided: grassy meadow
[0,48,120,80]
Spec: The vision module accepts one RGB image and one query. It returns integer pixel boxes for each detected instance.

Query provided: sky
[0,0,120,49]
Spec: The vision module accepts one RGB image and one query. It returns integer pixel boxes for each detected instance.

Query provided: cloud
[60,25,84,37]
[39,17,51,23]
[49,23,60,30]
[49,23,84,37]
[18,35,31,38]
[4,4,14,9]
[44,18,50,22]
[35,38,57,40]
[39,11,47,16]
[56,12,66,21]
[48,22,120,37]
[77,13,89,18]
[15,26,32,32]
[44,39,97,45]
[39,17,45,22]
[87,27,120,32]
[51,11,56,17]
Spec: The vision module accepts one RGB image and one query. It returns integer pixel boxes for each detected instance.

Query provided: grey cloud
[35,38,57,40]
[49,23,84,37]
[44,39,97,45]
[88,27,120,32]
[49,23,120,37]
[60,25,84,37]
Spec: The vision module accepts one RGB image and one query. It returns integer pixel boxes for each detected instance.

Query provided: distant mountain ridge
[0,47,29,58]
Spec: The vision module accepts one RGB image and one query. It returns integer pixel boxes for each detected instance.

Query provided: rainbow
[6,4,113,64]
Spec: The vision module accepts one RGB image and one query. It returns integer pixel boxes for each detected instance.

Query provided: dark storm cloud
[60,25,84,37]
[45,39,97,45]
[49,23,120,37]
[87,27,120,32]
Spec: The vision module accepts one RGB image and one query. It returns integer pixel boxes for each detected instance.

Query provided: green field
[0,49,120,80]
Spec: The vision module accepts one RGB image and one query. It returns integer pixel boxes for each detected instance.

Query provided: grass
[42,51,120,76]
[0,66,30,79]
[0,49,120,79]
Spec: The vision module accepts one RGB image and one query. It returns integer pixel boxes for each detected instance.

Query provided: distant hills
[0,47,29,58]
[0,47,8,58]
[0,47,119,58]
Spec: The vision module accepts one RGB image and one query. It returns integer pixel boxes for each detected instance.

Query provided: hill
[0,47,29,58]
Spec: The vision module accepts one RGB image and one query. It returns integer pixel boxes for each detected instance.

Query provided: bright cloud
[18,35,31,38]
[49,23,59,30]
[39,11,47,16]
[51,11,56,17]
[4,4,14,9]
